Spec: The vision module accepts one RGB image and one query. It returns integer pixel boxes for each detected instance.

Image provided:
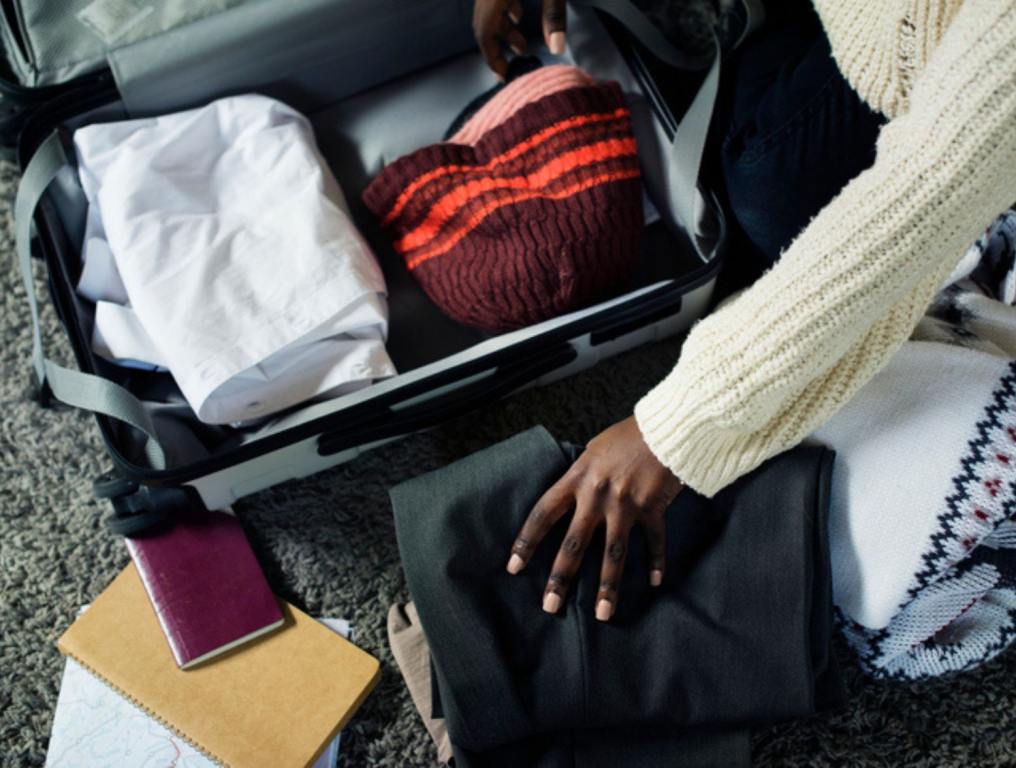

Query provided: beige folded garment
[387,602,453,764]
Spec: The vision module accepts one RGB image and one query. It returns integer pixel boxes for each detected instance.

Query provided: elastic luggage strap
[15,131,166,470]
[572,0,764,254]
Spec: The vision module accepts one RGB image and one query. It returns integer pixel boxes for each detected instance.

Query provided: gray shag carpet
[1,147,1014,768]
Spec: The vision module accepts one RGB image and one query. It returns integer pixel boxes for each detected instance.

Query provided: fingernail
[507,554,525,574]
[650,569,663,587]
[549,31,566,55]
[595,599,613,621]
[543,592,562,614]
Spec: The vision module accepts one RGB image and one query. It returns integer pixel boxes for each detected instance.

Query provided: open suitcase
[9,0,755,519]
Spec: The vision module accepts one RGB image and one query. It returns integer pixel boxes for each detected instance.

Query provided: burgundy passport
[125,509,284,669]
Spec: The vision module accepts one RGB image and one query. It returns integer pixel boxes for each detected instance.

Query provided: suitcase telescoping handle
[15,131,167,469]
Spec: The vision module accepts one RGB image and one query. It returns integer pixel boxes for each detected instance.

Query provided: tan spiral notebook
[57,563,380,768]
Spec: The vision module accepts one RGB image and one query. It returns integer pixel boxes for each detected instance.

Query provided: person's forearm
[635,0,1016,497]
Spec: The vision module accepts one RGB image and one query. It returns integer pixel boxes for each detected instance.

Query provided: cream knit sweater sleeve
[634,0,1016,497]
[811,0,963,118]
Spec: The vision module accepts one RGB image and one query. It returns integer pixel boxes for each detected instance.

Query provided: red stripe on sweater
[405,168,640,269]
[380,108,630,225]
[390,120,634,231]
[393,137,637,254]
[399,153,639,263]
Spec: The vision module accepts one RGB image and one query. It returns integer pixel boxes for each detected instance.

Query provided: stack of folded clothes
[75,94,396,425]
[813,210,1016,679]
[387,426,844,767]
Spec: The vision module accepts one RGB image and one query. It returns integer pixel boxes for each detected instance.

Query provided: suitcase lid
[107,0,477,118]
[1,0,248,89]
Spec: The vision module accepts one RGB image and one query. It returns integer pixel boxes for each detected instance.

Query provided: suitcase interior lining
[43,36,710,468]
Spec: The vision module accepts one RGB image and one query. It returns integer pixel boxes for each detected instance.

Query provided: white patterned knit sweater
[634,0,1016,496]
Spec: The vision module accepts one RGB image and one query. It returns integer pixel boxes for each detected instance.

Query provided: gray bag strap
[15,131,166,470]
[571,0,764,253]
[667,33,721,243]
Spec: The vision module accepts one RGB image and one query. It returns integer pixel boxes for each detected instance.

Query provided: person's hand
[473,0,567,80]
[506,416,684,621]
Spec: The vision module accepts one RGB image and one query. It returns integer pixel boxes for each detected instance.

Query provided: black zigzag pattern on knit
[841,361,1016,678]
[840,581,1016,681]
[906,360,1016,600]
[876,590,1016,682]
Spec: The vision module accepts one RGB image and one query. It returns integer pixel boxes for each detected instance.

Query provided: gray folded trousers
[390,426,843,767]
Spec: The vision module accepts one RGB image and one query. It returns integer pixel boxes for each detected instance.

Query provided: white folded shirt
[74,94,395,424]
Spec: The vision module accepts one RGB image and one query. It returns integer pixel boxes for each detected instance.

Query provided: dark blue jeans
[709,1,885,292]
